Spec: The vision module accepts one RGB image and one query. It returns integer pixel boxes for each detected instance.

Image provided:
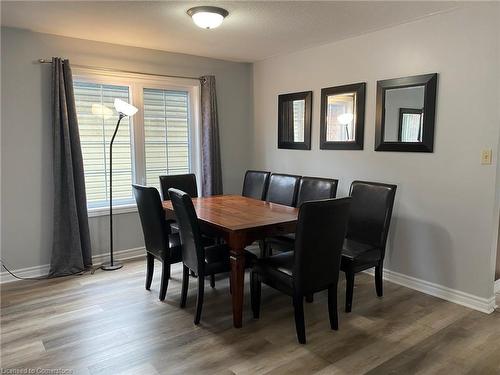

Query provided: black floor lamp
[101,98,138,271]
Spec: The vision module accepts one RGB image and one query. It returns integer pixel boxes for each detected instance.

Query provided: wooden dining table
[162,194,299,328]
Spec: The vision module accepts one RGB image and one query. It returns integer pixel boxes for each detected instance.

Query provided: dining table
[163,194,299,328]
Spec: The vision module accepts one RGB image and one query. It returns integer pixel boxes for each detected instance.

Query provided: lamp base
[101,261,123,271]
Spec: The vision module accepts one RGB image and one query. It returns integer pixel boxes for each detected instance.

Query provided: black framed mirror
[278,91,312,150]
[320,82,365,150]
[375,73,437,152]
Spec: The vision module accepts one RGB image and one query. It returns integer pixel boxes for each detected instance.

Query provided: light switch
[481,149,492,165]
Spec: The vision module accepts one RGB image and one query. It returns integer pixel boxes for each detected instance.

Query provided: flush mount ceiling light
[187,6,229,29]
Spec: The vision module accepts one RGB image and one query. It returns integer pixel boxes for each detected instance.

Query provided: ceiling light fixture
[187,6,229,29]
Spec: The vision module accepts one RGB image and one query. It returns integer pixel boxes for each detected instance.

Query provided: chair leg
[210,274,215,288]
[305,294,314,303]
[328,284,338,330]
[159,261,170,301]
[259,240,267,258]
[345,271,355,313]
[145,253,154,291]
[250,272,261,319]
[293,293,306,344]
[180,265,189,308]
[194,275,205,325]
[375,263,383,297]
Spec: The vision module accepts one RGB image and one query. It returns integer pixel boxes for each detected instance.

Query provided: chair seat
[266,233,296,253]
[271,233,295,243]
[168,233,183,262]
[149,232,182,263]
[204,244,257,275]
[253,252,294,293]
[341,239,381,265]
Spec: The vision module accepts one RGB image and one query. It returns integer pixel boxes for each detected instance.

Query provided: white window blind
[143,89,190,191]
[74,82,134,209]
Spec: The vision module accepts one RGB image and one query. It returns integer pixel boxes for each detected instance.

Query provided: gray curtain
[200,75,223,196]
[49,57,92,277]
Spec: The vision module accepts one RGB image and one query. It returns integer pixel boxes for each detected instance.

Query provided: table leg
[230,248,245,328]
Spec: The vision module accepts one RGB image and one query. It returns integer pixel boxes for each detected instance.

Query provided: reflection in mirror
[399,108,423,142]
[326,93,356,142]
[281,99,305,142]
[375,73,437,152]
[383,86,424,142]
[320,82,365,150]
[278,91,312,150]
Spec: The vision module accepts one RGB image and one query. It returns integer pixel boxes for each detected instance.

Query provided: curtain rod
[38,59,203,82]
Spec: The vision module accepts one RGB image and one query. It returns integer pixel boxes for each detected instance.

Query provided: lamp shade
[187,6,229,29]
[114,98,138,117]
[337,112,354,125]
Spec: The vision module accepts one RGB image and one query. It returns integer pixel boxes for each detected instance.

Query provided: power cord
[0,258,92,281]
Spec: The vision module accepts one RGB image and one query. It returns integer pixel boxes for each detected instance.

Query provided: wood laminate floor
[1,257,500,375]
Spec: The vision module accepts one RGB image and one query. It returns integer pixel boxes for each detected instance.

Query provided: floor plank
[1,257,499,374]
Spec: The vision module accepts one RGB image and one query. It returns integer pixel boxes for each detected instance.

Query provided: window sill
[88,204,138,218]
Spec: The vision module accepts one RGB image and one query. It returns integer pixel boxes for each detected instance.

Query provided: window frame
[73,68,201,216]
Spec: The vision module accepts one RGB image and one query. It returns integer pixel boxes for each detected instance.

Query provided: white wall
[1,27,252,270]
[252,4,500,300]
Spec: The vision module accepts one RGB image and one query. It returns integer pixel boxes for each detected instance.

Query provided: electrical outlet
[481,149,492,165]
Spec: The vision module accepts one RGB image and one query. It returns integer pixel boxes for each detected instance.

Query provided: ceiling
[1,1,460,62]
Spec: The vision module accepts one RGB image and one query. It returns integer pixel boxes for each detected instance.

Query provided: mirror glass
[325,93,356,142]
[282,99,305,143]
[320,82,365,150]
[376,73,437,152]
[278,91,312,150]
[383,85,425,142]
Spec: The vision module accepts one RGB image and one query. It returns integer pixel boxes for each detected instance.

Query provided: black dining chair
[265,173,301,207]
[169,188,257,325]
[159,174,198,232]
[341,181,397,313]
[242,170,271,200]
[132,184,183,301]
[258,173,301,257]
[159,173,198,201]
[266,176,339,254]
[251,198,351,344]
[159,173,218,281]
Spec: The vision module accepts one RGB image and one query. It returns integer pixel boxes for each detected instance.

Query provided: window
[73,70,200,214]
[143,89,190,192]
[74,82,133,209]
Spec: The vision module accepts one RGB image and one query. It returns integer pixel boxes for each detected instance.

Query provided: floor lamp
[101,98,138,271]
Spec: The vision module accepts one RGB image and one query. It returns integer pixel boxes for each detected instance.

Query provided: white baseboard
[495,279,500,294]
[91,247,145,265]
[0,247,145,284]
[364,268,496,314]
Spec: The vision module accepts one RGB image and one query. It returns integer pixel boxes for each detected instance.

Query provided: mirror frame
[277,91,312,150]
[375,73,438,152]
[320,82,366,150]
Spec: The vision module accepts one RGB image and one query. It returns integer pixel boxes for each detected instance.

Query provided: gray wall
[1,27,252,269]
[252,4,500,299]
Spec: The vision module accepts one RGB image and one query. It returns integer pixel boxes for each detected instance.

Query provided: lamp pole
[101,113,125,271]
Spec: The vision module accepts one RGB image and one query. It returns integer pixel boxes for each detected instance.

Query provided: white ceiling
[1,1,460,62]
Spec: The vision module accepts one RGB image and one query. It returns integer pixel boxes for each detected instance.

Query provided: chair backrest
[293,198,351,294]
[265,173,301,206]
[168,188,204,273]
[132,184,169,258]
[242,170,271,200]
[296,176,338,207]
[159,174,198,201]
[347,181,397,252]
